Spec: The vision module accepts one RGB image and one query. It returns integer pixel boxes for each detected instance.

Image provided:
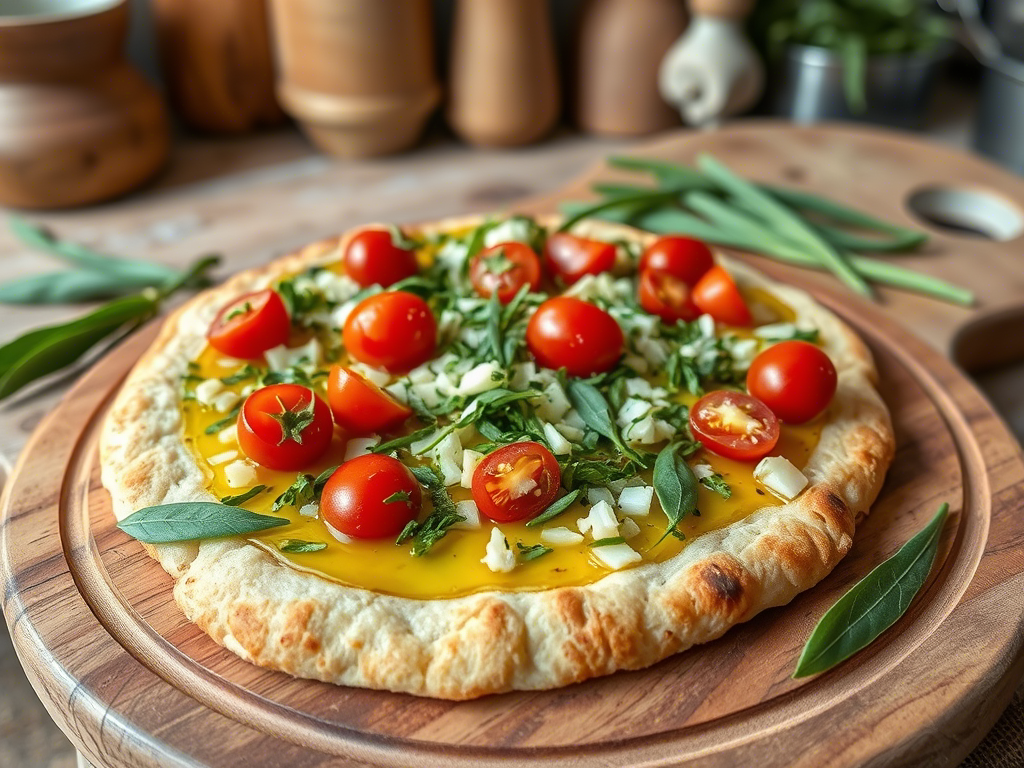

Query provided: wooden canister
[152,0,285,134]
[572,0,687,136]
[447,0,561,147]
[0,0,170,209]
[267,0,441,158]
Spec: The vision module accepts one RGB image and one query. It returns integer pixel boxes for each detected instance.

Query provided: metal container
[769,43,950,129]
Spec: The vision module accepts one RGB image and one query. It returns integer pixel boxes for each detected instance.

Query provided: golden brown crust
[99,215,895,700]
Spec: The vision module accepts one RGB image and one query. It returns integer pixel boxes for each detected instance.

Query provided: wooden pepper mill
[268,0,441,158]
[0,0,170,208]
[152,0,285,134]
[447,0,561,147]
[572,0,688,135]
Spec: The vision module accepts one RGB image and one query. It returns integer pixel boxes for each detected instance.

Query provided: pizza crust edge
[99,215,895,700]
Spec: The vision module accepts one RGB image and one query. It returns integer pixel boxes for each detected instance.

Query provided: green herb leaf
[699,473,732,499]
[371,425,437,454]
[277,539,328,553]
[220,485,268,506]
[384,490,412,505]
[117,502,289,543]
[567,380,643,463]
[273,474,316,511]
[516,542,553,561]
[590,536,627,548]
[0,270,159,304]
[400,465,462,556]
[653,442,699,545]
[793,503,950,678]
[526,489,581,527]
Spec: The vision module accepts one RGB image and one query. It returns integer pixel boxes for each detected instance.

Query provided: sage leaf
[277,539,328,553]
[118,502,289,543]
[526,489,581,527]
[793,503,950,678]
[567,380,642,463]
[652,443,698,545]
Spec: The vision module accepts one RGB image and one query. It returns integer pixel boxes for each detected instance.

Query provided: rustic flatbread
[100,215,894,699]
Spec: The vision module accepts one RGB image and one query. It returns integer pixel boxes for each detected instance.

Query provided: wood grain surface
[3,263,1024,767]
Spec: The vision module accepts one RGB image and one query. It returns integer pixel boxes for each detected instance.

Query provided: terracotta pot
[0,0,170,209]
[153,0,285,134]
[572,0,687,136]
[447,0,561,147]
[267,0,440,158]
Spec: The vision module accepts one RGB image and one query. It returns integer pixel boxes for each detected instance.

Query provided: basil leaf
[526,489,581,527]
[277,539,328,553]
[220,485,267,506]
[793,503,950,678]
[652,443,698,545]
[699,473,732,499]
[590,536,626,548]
[118,502,289,543]
[516,542,553,561]
[566,380,642,462]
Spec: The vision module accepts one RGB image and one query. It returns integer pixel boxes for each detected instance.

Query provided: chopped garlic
[619,518,642,539]
[617,485,654,517]
[264,338,320,372]
[433,431,463,486]
[211,391,240,414]
[587,487,615,507]
[542,422,572,455]
[458,362,505,395]
[217,424,238,444]
[207,450,238,467]
[453,499,481,530]
[344,435,380,461]
[754,456,809,501]
[577,500,620,540]
[298,503,319,518]
[195,378,224,405]
[592,543,642,570]
[324,519,351,544]
[461,449,485,488]
[224,460,257,488]
[536,381,571,422]
[691,463,715,480]
[481,528,516,573]
[541,527,584,546]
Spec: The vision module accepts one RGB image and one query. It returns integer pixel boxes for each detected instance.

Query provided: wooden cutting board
[3,264,1024,767]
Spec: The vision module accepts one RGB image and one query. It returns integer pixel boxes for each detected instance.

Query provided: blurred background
[2,1,1024,766]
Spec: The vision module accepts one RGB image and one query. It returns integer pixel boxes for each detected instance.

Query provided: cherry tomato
[637,269,700,323]
[320,454,422,539]
[207,289,290,359]
[342,291,437,373]
[689,390,780,462]
[544,233,616,285]
[237,384,333,471]
[472,442,561,523]
[469,242,542,303]
[639,236,714,286]
[526,296,623,377]
[327,365,412,434]
[747,341,837,424]
[692,266,753,326]
[342,228,419,288]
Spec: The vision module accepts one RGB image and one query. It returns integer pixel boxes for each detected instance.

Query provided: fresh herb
[526,489,582,527]
[220,364,261,386]
[699,473,732,499]
[273,474,316,511]
[371,425,437,454]
[652,442,699,545]
[117,502,289,543]
[794,503,950,678]
[590,536,627,548]
[384,490,412,505]
[516,542,553,561]
[276,277,330,321]
[567,380,644,463]
[398,465,463,556]
[561,458,639,491]
[385,223,419,251]
[203,404,241,435]
[277,539,328,553]
[220,485,268,506]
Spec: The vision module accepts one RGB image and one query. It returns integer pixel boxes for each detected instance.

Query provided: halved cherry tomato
[342,291,437,373]
[327,365,412,434]
[689,390,780,462]
[544,233,616,285]
[692,266,753,326]
[638,269,700,323]
[639,236,714,286]
[472,442,561,523]
[237,384,333,471]
[207,289,290,359]
[469,242,542,303]
[526,296,623,377]
[747,341,837,424]
[343,228,419,288]
[321,454,422,539]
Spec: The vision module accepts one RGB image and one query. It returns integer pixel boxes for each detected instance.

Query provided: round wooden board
[3,266,1024,768]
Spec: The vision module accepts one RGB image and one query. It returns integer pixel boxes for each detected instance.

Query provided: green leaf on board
[117,502,289,543]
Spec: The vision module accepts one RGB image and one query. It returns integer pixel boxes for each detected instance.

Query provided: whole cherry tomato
[469,242,542,303]
[342,228,419,288]
[544,233,616,285]
[692,266,753,326]
[472,442,561,523]
[342,291,437,373]
[321,454,422,539]
[327,366,412,434]
[237,384,333,471]
[746,341,837,424]
[207,289,290,359]
[639,236,714,286]
[526,297,623,377]
[637,269,700,323]
[689,390,780,462]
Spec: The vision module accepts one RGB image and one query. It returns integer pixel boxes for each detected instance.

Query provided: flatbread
[100,215,894,699]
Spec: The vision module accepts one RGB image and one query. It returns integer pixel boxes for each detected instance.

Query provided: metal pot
[769,43,951,129]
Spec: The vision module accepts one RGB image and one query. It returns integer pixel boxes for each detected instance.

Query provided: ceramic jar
[0,0,170,208]
[268,0,441,158]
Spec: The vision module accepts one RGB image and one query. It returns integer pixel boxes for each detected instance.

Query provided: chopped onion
[592,543,642,570]
[617,486,653,517]
[453,500,481,530]
[541,527,584,546]
[753,456,809,501]
[344,435,380,461]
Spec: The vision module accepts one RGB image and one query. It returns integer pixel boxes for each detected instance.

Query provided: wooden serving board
[3,265,1024,767]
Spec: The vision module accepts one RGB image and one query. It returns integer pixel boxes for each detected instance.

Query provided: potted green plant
[750,0,953,128]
